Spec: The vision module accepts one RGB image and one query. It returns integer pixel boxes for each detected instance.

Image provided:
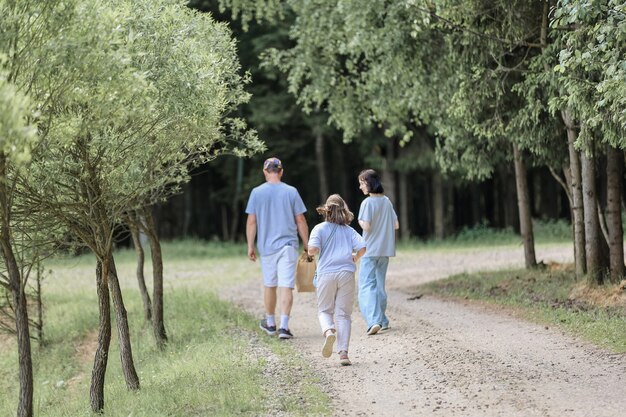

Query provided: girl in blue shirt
[357,169,399,335]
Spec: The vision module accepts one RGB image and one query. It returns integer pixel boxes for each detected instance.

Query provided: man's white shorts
[260,246,298,288]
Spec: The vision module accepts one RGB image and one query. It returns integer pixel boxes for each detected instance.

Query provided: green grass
[398,218,573,250]
[0,240,328,416]
[419,268,626,353]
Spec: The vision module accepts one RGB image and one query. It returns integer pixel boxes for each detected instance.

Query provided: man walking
[246,157,309,339]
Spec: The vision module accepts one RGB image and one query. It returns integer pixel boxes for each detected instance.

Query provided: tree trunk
[0,153,33,417]
[334,144,348,199]
[398,171,410,240]
[549,166,572,209]
[2,243,33,417]
[220,204,229,240]
[445,185,455,236]
[142,207,168,349]
[183,182,193,238]
[423,177,432,236]
[606,146,625,282]
[35,260,44,344]
[470,183,482,225]
[432,170,444,239]
[382,140,396,207]
[229,158,244,241]
[512,144,537,268]
[492,175,502,228]
[581,150,605,284]
[315,132,329,201]
[128,216,152,322]
[562,110,587,276]
[503,166,518,232]
[597,200,610,246]
[560,165,579,267]
[90,261,112,412]
[108,256,140,390]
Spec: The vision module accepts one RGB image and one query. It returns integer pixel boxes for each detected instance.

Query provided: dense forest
[158,1,576,242]
[172,0,624,286]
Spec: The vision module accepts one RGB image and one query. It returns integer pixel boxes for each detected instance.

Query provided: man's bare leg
[279,287,293,317]
[264,286,277,315]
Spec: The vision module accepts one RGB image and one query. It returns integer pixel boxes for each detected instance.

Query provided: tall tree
[6,0,262,412]
[0,72,37,417]
[580,148,609,283]
[551,0,625,283]
[125,211,152,322]
[606,145,624,281]
[0,0,72,414]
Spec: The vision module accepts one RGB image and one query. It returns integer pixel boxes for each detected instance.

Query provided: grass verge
[419,267,626,353]
[0,241,328,416]
[398,218,573,250]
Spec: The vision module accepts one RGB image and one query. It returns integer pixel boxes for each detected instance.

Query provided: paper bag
[295,252,316,292]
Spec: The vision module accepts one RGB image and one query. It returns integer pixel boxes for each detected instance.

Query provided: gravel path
[222,244,626,416]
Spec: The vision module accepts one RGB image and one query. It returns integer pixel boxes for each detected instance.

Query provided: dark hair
[358,169,384,194]
[316,194,354,225]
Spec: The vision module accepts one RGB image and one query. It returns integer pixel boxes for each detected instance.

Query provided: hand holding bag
[295,251,316,292]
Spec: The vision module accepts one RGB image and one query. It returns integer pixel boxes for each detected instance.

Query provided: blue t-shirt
[358,195,397,257]
[245,182,307,256]
[308,222,365,274]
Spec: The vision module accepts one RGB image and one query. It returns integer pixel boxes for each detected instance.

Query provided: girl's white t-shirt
[308,222,365,274]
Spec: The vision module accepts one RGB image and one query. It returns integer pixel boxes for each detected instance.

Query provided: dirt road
[222,245,626,416]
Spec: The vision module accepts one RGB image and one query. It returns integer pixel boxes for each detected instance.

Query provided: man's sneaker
[322,332,336,358]
[367,324,381,335]
[259,319,277,336]
[380,325,391,332]
[339,351,352,366]
[278,328,294,339]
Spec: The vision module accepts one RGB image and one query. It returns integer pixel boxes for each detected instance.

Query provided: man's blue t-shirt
[245,182,306,256]
[358,195,397,257]
[309,222,365,274]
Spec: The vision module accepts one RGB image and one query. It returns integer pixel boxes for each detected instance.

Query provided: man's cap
[263,157,282,170]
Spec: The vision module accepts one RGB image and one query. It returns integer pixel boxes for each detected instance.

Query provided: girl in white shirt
[308,194,366,366]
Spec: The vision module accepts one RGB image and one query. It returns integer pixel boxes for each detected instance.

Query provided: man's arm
[246,214,257,261]
[295,213,309,252]
[394,220,399,230]
[359,220,371,232]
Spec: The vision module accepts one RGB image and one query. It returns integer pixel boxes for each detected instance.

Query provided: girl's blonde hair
[316,194,354,225]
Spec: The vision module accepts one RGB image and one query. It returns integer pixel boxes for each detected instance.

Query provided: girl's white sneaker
[322,332,336,358]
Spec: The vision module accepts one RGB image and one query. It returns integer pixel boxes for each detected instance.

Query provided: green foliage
[551,0,626,147]
[263,0,443,144]
[235,1,563,181]
[217,0,285,30]
[222,0,624,183]
[449,223,522,246]
[0,66,37,166]
[0,0,264,260]
[532,218,574,242]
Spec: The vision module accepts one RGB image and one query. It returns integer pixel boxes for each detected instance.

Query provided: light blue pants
[358,256,389,329]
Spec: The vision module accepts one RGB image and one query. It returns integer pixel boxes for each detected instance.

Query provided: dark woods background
[151,1,571,242]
